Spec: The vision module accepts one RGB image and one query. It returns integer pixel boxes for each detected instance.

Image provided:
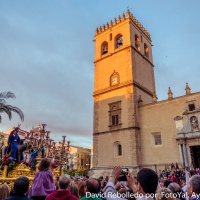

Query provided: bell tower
[92,10,155,175]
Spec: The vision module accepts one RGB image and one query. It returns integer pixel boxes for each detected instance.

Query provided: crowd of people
[1,158,200,200]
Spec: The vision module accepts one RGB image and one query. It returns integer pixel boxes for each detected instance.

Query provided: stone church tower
[92,10,156,176]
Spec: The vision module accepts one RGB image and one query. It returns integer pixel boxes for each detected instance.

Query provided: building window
[115,34,123,48]
[102,41,108,55]
[112,115,118,125]
[188,104,195,111]
[144,43,149,57]
[135,35,140,51]
[109,101,122,130]
[154,134,162,145]
[114,142,122,157]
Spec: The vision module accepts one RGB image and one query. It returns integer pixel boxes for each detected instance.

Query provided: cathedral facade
[91,10,200,177]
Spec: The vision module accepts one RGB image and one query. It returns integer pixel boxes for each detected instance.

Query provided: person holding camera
[103,166,128,200]
[103,166,158,200]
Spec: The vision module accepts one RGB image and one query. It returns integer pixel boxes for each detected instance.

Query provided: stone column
[186,145,192,167]
[179,144,184,167]
[183,143,189,167]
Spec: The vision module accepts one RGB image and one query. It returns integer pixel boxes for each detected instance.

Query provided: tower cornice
[95,9,151,41]
[93,80,153,97]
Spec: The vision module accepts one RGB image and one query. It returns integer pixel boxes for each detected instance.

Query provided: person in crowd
[103,166,158,200]
[78,181,86,199]
[164,180,172,188]
[180,178,186,187]
[168,182,185,200]
[83,176,89,181]
[80,178,101,200]
[68,181,79,199]
[0,184,10,200]
[28,158,55,200]
[170,173,178,183]
[160,177,165,187]
[54,176,60,190]
[4,176,31,200]
[7,127,20,160]
[46,175,78,200]
[156,188,175,200]
[127,167,158,200]
[187,175,200,200]
[74,178,82,185]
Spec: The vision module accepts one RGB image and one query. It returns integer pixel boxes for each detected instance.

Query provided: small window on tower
[109,101,122,130]
[114,142,122,157]
[117,144,122,156]
[188,104,195,111]
[135,35,140,51]
[115,34,123,48]
[101,41,108,55]
[112,115,119,125]
[144,43,149,57]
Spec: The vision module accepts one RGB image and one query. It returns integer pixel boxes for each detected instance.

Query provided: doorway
[190,146,200,168]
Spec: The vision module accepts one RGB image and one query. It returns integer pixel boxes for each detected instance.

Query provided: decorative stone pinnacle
[168,87,173,99]
[106,22,109,30]
[122,13,125,21]
[185,82,191,95]
[118,15,121,23]
[110,20,113,27]
[126,9,131,18]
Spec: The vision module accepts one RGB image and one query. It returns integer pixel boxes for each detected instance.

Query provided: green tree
[78,169,89,176]
[0,92,24,123]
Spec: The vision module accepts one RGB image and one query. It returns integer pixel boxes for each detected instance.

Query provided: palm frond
[6,105,24,121]
[0,92,16,99]
[0,104,12,120]
[0,99,6,104]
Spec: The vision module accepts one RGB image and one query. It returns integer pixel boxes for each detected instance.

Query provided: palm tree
[0,92,24,123]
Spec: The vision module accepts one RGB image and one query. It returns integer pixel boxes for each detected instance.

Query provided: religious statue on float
[4,126,33,162]
[6,127,21,161]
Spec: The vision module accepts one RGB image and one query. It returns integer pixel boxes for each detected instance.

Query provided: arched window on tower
[144,43,149,57]
[135,35,140,51]
[114,142,122,157]
[115,34,123,48]
[101,41,108,55]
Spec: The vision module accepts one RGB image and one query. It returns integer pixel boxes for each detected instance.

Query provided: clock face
[112,77,118,85]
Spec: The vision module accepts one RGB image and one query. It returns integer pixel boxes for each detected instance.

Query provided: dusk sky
[0,0,200,148]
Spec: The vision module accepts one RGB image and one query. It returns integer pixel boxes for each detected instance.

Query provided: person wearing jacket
[28,158,55,200]
[46,175,78,200]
